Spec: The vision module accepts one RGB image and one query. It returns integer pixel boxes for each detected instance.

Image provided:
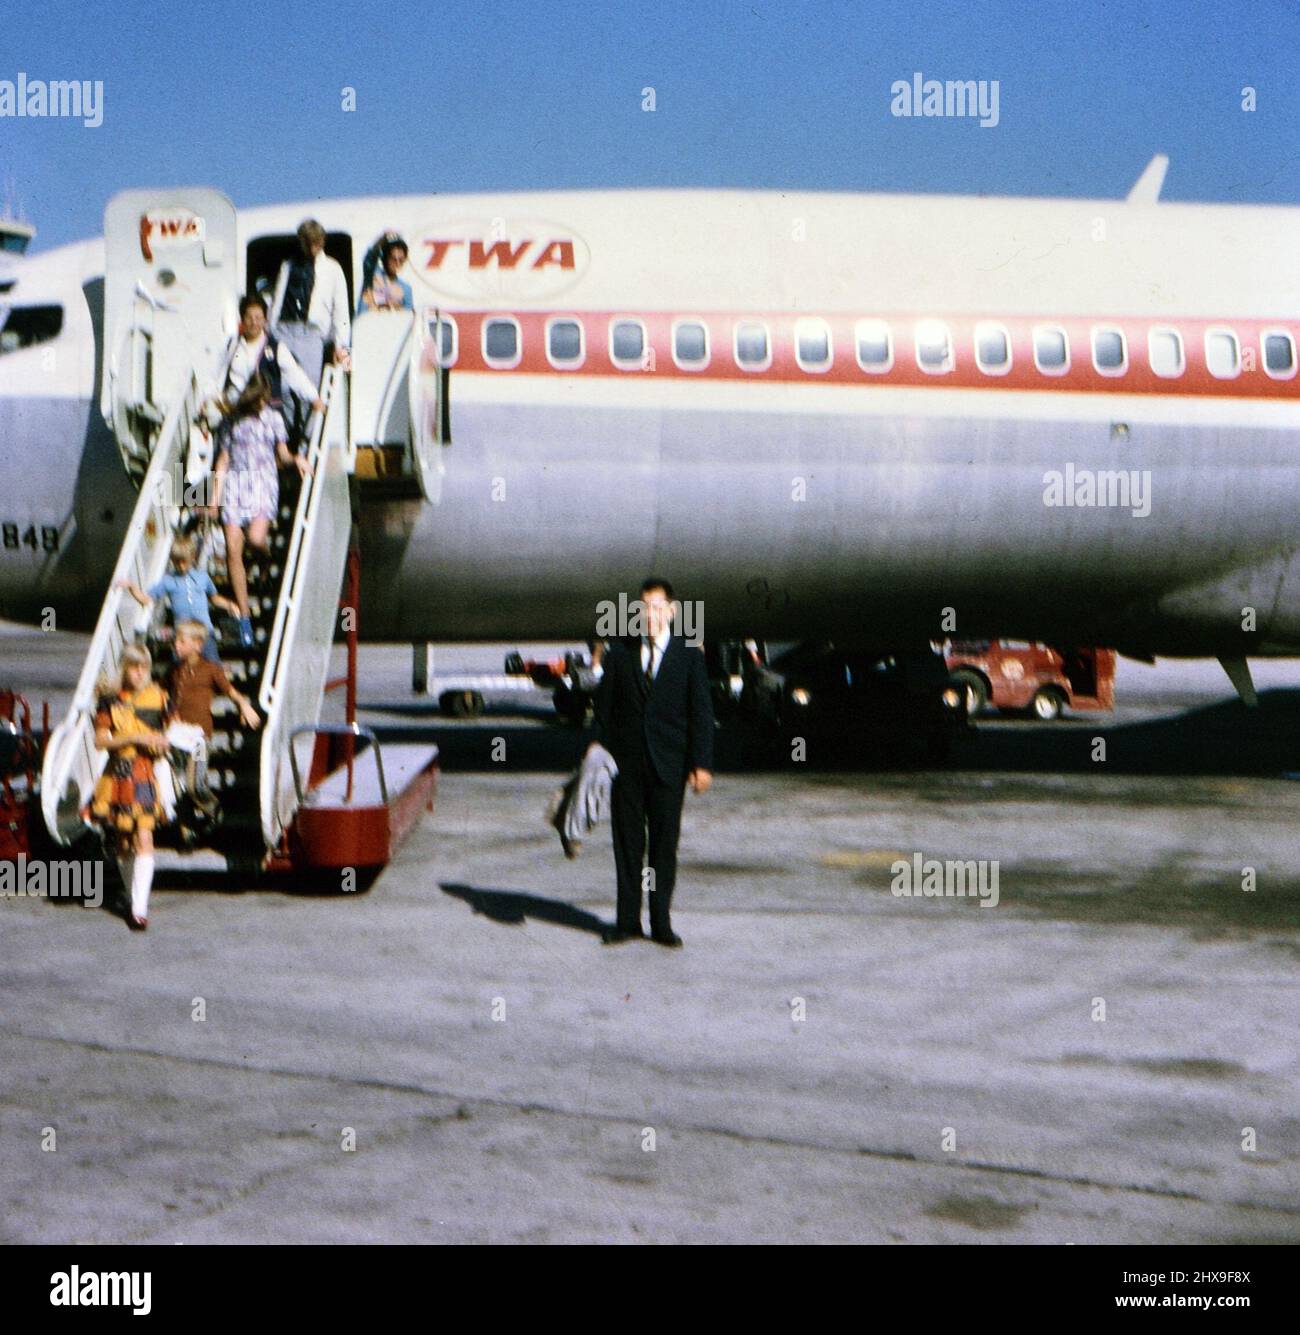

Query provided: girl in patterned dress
[91,643,169,930]
[209,376,310,647]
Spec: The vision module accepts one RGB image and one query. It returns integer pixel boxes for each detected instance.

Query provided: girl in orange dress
[91,644,169,930]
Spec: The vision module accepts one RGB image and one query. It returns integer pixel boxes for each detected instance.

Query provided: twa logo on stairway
[137,209,204,262]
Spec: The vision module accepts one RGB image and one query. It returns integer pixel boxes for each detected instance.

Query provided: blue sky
[3,0,1298,251]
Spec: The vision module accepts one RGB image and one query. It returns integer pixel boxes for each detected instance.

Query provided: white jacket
[270,250,351,348]
[209,332,320,406]
[548,743,619,849]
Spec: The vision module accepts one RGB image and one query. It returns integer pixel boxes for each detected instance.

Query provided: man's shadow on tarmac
[440,881,613,940]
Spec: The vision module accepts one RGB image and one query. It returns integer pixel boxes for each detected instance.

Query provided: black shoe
[551,813,580,859]
[602,927,645,945]
[651,930,683,948]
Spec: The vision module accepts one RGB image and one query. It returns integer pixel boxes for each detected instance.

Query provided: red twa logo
[138,210,204,262]
[424,237,576,271]
[412,218,590,302]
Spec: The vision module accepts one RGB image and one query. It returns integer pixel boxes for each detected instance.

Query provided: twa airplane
[0,160,1296,855]
[2,159,1299,662]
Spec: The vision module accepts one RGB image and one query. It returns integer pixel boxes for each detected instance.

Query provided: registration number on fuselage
[2,523,60,553]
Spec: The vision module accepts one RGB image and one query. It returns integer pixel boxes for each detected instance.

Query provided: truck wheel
[440,690,485,719]
[950,669,988,716]
[1030,688,1065,722]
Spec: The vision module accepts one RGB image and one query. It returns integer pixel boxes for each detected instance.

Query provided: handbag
[154,755,177,820]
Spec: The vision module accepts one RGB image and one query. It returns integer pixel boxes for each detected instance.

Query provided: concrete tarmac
[1,630,1298,1243]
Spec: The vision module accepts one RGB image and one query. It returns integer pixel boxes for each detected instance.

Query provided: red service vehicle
[944,641,1116,721]
[0,690,49,860]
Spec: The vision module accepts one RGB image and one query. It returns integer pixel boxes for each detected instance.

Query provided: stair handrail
[288,722,389,807]
[104,298,158,474]
[256,364,355,847]
[257,364,341,718]
[41,368,201,844]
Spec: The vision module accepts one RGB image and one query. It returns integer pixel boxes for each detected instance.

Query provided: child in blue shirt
[118,536,239,663]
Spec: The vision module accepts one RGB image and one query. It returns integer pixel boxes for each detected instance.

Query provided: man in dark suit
[592,578,714,947]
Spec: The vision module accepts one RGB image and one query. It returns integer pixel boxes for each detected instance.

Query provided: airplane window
[610,319,645,368]
[1,234,28,253]
[974,322,1010,374]
[1033,326,1069,374]
[1147,327,1184,378]
[438,317,456,363]
[855,319,892,372]
[734,321,769,370]
[426,314,457,365]
[795,318,832,371]
[483,317,521,368]
[1091,327,1126,374]
[547,318,583,367]
[1263,331,1296,377]
[0,304,63,355]
[1204,329,1240,379]
[673,320,709,368]
[915,320,953,373]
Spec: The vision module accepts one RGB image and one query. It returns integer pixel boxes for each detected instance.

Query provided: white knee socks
[130,854,154,920]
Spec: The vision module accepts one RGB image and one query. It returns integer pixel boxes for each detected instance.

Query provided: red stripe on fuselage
[440,309,1300,399]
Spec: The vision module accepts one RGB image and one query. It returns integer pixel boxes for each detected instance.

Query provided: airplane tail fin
[1126,154,1169,204]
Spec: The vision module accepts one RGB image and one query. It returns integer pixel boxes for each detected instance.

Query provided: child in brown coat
[164,621,261,797]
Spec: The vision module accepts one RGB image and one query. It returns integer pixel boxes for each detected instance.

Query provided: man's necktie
[287,258,315,322]
[644,638,657,687]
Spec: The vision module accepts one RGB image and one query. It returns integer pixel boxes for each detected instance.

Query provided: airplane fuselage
[0,185,1297,657]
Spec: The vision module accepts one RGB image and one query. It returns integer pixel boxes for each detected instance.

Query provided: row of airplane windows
[431,314,1299,381]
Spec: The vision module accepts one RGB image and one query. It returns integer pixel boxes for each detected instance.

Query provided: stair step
[155,849,232,874]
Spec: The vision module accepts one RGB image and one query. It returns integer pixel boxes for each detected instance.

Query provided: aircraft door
[408,306,451,501]
[101,188,240,453]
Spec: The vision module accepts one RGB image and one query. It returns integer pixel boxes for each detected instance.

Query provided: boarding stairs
[40,356,354,866]
[41,186,443,872]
